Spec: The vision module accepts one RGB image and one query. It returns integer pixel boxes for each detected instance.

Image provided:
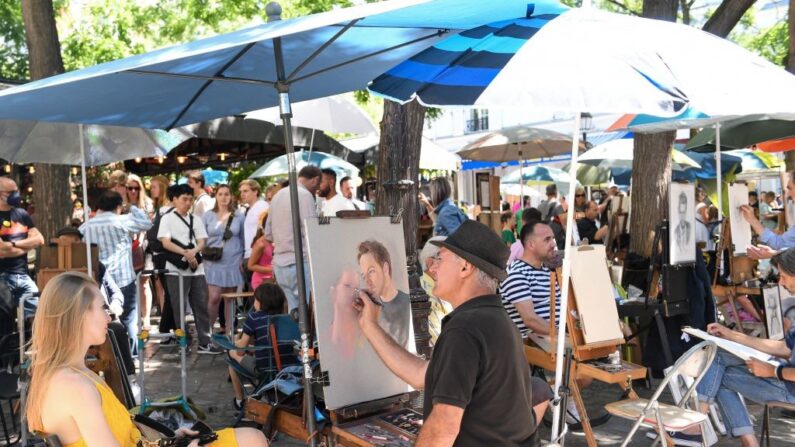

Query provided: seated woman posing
[26,271,268,447]
[229,283,286,410]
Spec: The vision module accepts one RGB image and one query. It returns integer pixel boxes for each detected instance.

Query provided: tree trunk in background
[21,0,72,239]
[629,0,678,258]
[702,0,757,37]
[786,0,795,171]
[376,99,431,357]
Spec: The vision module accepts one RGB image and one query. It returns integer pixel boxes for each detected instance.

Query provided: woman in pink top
[248,212,274,290]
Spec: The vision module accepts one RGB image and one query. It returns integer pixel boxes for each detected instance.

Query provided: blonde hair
[239,179,261,196]
[26,272,98,431]
[108,170,128,188]
[150,175,170,209]
[126,173,150,210]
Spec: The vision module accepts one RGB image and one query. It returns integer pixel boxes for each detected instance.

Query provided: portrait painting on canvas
[305,216,414,409]
[669,183,696,265]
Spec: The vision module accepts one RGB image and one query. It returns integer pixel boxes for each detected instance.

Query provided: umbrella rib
[164,42,260,130]
[287,19,361,82]
[290,29,448,84]
[129,69,276,87]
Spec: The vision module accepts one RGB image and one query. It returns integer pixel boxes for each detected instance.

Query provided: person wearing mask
[203,185,245,333]
[265,165,320,313]
[239,179,269,285]
[126,174,155,330]
[419,177,467,237]
[186,170,215,219]
[80,190,152,351]
[158,184,220,354]
[0,177,44,317]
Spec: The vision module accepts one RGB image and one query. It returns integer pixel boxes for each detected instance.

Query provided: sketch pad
[570,245,624,344]
[682,327,780,366]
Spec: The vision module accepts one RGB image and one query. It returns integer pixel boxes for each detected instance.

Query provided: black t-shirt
[423,294,537,446]
[576,218,602,245]
[0,208,35,274]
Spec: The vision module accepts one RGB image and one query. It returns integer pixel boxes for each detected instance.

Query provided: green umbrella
[686,117,795,152]
[562,163,613,186]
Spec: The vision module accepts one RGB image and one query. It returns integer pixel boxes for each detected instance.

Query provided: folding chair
[605,341,717,447]
[759,400,795,447]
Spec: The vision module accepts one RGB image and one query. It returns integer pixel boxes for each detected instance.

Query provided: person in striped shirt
[499,220,561,337]
[79,190,152,351]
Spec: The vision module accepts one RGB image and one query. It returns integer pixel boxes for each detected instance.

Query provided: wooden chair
[759,400,795,447]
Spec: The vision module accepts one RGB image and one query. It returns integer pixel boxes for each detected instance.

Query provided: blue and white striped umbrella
[369,5,795,117]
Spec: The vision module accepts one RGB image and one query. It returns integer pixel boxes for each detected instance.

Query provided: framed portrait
[305,216,415,409]
[668,183,696,265]
[728,183,752,255]
[763,285,785,341]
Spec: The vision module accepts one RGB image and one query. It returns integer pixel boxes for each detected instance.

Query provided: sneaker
[159,335,178,347]
[197,343,223,355]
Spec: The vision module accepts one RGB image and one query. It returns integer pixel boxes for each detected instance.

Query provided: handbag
[133,414,218,447]
[201,213,234,262]
[132,238,145,272]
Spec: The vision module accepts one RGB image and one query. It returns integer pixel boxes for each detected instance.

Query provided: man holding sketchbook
[685,248,795,446]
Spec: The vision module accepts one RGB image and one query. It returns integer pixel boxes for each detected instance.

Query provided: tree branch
[702,0,757,38]
[604,0,641,16]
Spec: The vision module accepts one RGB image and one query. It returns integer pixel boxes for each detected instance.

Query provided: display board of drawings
[305,216,415,409]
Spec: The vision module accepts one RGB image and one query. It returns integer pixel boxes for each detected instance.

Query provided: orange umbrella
[757,137,795,153]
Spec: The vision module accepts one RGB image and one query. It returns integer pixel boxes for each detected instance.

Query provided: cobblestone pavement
[142,337,795,446]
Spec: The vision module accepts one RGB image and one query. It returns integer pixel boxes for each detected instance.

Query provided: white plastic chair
[605,341,717,447]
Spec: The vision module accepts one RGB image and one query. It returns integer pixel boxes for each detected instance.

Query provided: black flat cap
[430,220,509,281]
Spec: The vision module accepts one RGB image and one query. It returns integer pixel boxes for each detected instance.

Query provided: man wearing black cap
[354,220,541,446]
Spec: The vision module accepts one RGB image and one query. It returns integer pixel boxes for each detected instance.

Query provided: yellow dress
[63,368,237,447]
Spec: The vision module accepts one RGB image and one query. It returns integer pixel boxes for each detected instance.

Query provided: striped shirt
[499,260,561,336]
[79,206,152,288]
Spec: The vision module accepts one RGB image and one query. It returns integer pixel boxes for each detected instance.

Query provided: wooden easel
[606,195,629,257]
[525,263,647,447]
[37,240,98,288]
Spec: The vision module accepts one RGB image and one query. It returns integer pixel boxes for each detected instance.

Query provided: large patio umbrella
[249,150,359,179]
[367,2,795,440]
[686,117,795,152]
[0,1,554,441]
[245,95,377,135]
[0,120,187,274]
[500,165,575,189]
[580,138,701,172]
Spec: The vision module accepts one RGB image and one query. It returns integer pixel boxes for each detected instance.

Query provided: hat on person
[430,220,510,281]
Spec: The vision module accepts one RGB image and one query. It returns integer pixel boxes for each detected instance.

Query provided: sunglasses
[127,186,141,192]
[575,194,585,197]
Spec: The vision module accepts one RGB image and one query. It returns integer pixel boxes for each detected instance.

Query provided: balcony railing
[465,117,489,134]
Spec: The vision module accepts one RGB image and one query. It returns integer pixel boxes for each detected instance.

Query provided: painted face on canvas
[358,253,390,298]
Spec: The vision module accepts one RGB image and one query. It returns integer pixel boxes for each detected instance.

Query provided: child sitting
[229,282,286,410]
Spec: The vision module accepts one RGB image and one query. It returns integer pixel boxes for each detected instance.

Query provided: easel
[606,195,629,257]
[524,248,647,447]
[37,240,98,288]
[711,217,764,334]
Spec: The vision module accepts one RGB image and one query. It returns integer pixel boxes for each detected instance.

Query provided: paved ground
[141,332,795,446]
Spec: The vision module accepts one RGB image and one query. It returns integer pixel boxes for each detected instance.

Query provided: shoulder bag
[201,213,234,261]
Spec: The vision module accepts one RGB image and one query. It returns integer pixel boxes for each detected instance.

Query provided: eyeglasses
[575,194,585,197]
[127,186,141,192]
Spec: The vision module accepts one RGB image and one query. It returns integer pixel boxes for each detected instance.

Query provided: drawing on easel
[305,216,415,409]
[608,195,630,234]
[669,183,695,264]
[728,183,752,255]
[763,286,786,340]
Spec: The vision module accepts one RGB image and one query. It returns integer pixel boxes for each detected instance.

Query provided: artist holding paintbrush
[353,220,549,447]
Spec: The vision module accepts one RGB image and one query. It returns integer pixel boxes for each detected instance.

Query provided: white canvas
[763,286,786,341]
[608,195,630,235]
[728,183,753,255]
[569,245,624,344]
[668,183,696,264]
[305,217,415,409]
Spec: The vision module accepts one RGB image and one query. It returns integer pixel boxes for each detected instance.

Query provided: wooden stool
[760,400,795,446]
[220,292,254,338]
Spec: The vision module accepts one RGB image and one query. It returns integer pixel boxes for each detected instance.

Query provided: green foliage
[0,1,28,80]
[736,21,788,67]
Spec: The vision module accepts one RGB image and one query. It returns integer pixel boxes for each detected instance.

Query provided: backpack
[146,207,174,253]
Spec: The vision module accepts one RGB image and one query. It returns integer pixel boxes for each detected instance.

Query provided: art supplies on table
[378,408,423,437]
[338,408,422,446]
[682,327,781,366]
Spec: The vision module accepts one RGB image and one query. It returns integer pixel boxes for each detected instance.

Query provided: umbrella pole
[271,13,319,445]
[308,128,315,160]
[79,124,93,278]
[550,114,582,443]
[715,123,722,221]
[520,150,524,208]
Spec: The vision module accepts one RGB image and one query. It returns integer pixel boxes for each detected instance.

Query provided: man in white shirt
[239,179,269,260]
[340,176,367,211]
[265,165,321,312]
[320,169,355,216]
[186,170,215,219]
[158,184,220,354]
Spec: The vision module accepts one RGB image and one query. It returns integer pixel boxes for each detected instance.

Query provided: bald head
[0,177,15,190]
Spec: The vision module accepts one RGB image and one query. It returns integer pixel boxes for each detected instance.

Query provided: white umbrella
[245,95,377,135]
[580,138,701,172]
[0,120,187,275]
[419,138,460,171]
[249,150,359,179]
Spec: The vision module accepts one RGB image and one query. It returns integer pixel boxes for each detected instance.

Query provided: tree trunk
[702,0,757,38]
[21,0,72,240]
[629,0,678,258]
[376,99,431,357]
[786,0,795,171]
